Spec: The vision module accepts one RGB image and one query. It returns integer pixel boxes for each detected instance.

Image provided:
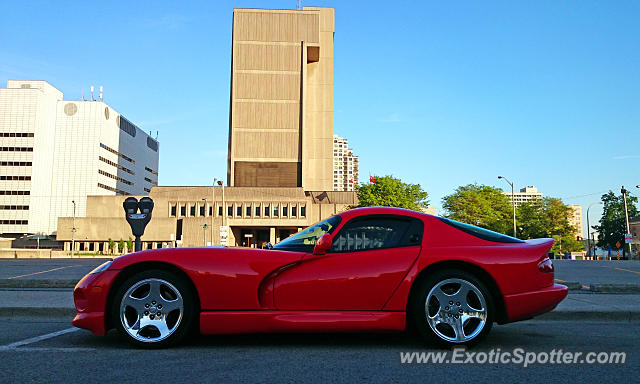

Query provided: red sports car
[73,207,568,348]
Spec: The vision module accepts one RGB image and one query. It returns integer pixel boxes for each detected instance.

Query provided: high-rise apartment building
[503,186,543,208]
[333,134,358,191]
[227,7,334,190]
[568,204,583,240]
[0,80,159,236]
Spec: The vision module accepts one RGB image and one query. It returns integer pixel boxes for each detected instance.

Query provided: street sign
[616,241,621,249]
[625,233,632,244]
[244,234,253,238]
[219,226,228,238]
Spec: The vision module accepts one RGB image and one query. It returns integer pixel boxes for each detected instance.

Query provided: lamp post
[586,201,603,260]
[498,176,516,237]
[71,200,76,258]
[212,178,217,245]
[622,186,632,259]
[202,198,208,246]
[218,180,226,245]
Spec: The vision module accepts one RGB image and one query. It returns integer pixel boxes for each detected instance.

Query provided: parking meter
[123,197,154,252]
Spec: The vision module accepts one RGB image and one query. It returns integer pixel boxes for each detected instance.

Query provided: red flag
[369,176,377,183]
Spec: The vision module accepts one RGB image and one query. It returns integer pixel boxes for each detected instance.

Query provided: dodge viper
[72,207,568,348]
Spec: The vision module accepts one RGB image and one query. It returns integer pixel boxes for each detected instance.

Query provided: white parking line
[6,265,76,279]
[0,327,79,350]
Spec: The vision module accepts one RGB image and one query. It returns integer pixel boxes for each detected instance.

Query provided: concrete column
[269,227,276,244]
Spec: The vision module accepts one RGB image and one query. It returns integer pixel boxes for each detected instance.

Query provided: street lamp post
[586,201,603,260]
[71,200,76,258]
[212,178,217,245]
[498,176,516,237]
[622,186,632,259]
[217,180,225,245]
[202,198,208,246]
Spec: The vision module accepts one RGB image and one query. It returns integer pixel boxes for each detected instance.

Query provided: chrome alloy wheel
[119,278,184,343]
[425,278,487,343]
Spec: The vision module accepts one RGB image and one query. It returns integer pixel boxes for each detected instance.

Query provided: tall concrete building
[568,204,583,240]
[0,80,159,236]
[227,7,334,190]
[503,186,543,208]
[333,134,358,191]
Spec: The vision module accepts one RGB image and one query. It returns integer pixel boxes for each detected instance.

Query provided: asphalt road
[1,258,638,286]
[0,318,637,383]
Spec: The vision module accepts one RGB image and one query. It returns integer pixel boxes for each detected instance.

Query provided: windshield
[273,215,342,252]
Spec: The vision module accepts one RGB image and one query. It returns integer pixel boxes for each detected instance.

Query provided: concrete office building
[503,186,543,208]
[568,204,583,240]
[333,134,358,191]
[0,80,159,236]
[227,7,335,190]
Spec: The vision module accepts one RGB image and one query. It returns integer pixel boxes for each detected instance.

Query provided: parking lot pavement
[0,317,638,383]
[0,258,108,281]
[554,260,640,285]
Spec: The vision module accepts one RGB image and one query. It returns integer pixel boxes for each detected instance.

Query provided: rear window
[438,217,524,243]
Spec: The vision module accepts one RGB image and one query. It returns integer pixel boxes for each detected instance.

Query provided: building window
[300,205,306,217]
[0,220,28,225]
[97,183,129,195]
[0,176,31,181]
[200,205,205,216]
[99,156,134,175]
[228,206,233,217]
[246,206,251,217]
[236,206,242,217]
[119,115,138,137]
[0,205,29,210]
[100,143,134,163]
[0,161,32,166]
[145,166,158,176]
[180,205,186,216]
[170,205,177,217]
[273,205,279,217]
[98,169,134,186]
[209,206,214,216]
[147,137,158,152]
[292,206,297,217]
[218,206,223,216]
[0,132,34,137]
[255,206,261,217]
[190,205,196,216]
[283,206,288,217]
[0,147,33,152]
[264,205,270,217]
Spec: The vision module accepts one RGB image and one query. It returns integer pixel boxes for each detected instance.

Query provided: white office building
[503,186,543,208]
[0,80,159,236]
[333,134,359,191]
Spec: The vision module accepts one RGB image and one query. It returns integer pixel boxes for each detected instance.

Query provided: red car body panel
[72,207,568,337]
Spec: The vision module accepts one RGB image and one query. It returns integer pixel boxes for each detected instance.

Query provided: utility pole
[212,178,217,245]
[586,201,603,260]
[498,176,517,237]
[622,186,632,258]
[71,200,76,258]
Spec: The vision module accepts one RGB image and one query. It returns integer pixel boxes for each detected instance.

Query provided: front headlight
[90,260,113,274]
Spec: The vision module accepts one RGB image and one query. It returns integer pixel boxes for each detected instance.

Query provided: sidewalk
[1,288,638,321]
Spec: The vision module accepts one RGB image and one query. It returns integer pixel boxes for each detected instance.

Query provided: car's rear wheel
[112,269,194,348]
[411,269,494,347]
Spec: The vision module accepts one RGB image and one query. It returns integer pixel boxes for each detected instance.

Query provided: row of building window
[144,187,151,193]
[98,169,133,186]
[169,202,307,219]
[97,183,129,196]
[147,137,158,152]
[0,220,28,225]
[119,116,137,137]
[0,176,31,181]
[0,147,33,152]
[0,190,30,195]
[145,166,158,176]
[0,132,34,137]
[0,161,32,166]
[98,156,135,175]
[144,177,157,185]
[0,205,29,210]
[100,143,135,164]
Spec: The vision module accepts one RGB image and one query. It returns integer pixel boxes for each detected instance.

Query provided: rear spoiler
[525,238,555,256]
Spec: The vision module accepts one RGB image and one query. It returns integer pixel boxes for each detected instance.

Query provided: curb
[0,279,78,289]
[589,284,640,294]
[0,307,76,317]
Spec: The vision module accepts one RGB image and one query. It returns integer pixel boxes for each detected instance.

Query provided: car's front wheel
[112,269,194,348]
[411,269,494,347]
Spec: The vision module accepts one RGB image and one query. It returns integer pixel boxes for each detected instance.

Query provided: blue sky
[2,0,639,236]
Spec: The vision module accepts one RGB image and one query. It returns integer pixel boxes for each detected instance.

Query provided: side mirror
[313,233,333,255]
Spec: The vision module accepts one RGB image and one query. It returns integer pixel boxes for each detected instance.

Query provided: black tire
[111,269,195,348]
[410,269,494,348]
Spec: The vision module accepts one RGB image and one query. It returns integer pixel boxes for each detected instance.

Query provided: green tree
[517,197,583,253]
[118,238,125,253]
[108,238,115,254]
[442,184,512,234]
[354,175,428,211]
[594,191,638,257]
[127,237,134,252]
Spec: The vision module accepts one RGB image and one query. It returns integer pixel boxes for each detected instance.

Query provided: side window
[331,216,423,253]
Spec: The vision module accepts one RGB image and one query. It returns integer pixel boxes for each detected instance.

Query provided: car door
[274,215,424,310]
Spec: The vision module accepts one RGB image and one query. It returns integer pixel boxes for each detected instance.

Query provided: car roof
[338,206,430,221]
